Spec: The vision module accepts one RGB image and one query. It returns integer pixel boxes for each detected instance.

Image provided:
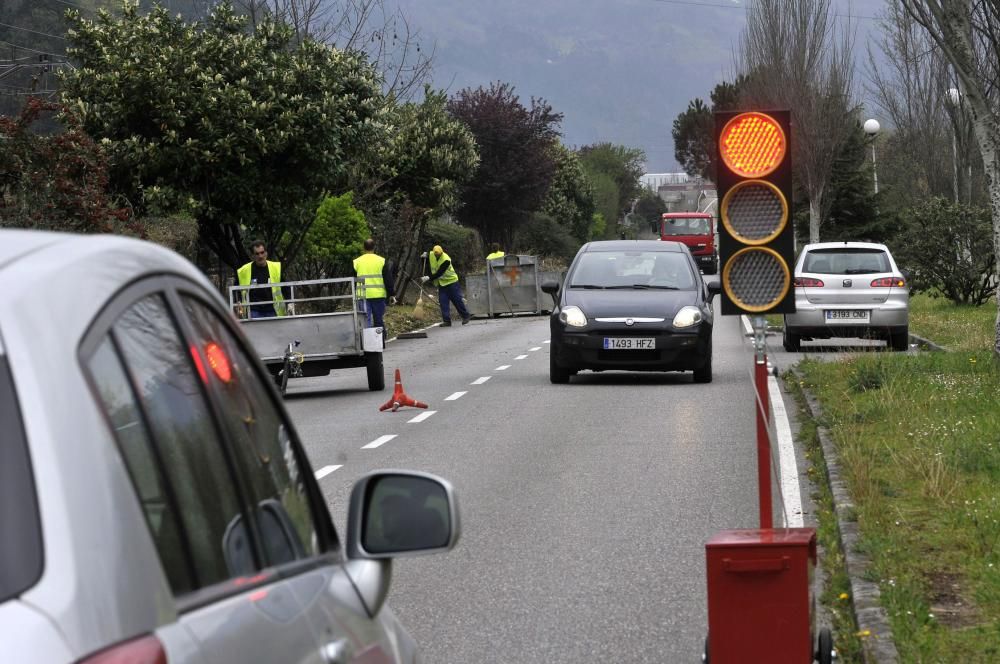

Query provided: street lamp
[945,87,962,203]
[863,118,880,194]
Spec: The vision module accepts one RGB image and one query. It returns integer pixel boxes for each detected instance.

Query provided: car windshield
[802,249,891,275]
[569,250,695,289]
[661,217,711,235]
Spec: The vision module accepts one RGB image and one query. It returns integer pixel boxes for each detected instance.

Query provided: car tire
[889,328,909,352]
[782,326,801,352]
[365,351,385,391]
[693,343,713,383]
[549,350,571,384]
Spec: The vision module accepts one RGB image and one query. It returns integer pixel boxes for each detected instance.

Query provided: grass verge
[909,293,996,352]
[794,292,1000,661]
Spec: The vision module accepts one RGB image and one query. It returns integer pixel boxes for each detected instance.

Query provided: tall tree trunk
[809,187,824,244]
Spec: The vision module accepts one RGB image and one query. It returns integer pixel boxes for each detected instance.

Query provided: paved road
[284,313,803,662]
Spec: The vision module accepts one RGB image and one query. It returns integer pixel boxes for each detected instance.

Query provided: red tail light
[871,277,905,288]
[79,634,166,664]
[794,277,824,287]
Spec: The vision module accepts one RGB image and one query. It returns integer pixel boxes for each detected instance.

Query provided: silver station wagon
[0,230,459,663]
[782,241,910,352]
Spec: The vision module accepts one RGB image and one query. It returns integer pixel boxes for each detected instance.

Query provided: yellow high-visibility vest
[237,260,286,316]
[428,251,458,287]
[353,253,387,299]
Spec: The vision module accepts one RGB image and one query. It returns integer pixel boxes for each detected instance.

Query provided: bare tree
[867,0,954,202]
[737,0,858,244]
[231,0,433,99]
[901,0,1000,357]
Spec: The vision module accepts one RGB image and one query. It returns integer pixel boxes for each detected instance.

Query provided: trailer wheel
[816,627,834,664]
[366,352,385,391]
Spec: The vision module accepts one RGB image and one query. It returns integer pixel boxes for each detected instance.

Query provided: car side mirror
[347,471,460,559]
[704,277,722,297]
[540,280,560,295]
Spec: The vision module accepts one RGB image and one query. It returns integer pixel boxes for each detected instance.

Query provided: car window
[87,336,194,594]
[112,294,251,589]
[570,251,695,289]
[804,249,891,275]
[0,350,43,603]
[182,296,322,565]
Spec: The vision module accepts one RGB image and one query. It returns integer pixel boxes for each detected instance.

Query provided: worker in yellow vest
[236,240,291,319]
[353,238,396,330]
[486,242,505,261]
[421,244,471,326]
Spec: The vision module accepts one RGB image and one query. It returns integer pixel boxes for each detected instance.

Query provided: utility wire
[0,21,68,41]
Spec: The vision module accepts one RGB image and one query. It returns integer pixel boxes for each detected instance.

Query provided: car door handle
[321,638,354,664]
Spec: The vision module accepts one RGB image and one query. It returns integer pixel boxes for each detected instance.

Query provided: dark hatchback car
[543,240,721,384]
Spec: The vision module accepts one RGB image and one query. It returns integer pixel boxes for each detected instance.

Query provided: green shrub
[515,213,580,261]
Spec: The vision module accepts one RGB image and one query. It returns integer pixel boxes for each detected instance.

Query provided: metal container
[705,528,819,663]
[465,255,563,317]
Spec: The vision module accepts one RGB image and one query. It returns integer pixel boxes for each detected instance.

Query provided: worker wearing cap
[421,245,471,326]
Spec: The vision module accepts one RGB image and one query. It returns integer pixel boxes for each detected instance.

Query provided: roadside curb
[910,332,950,352]
[790,366,901,664]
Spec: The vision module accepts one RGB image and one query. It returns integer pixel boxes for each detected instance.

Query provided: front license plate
[603,337,655,349]
[825,310,870,324]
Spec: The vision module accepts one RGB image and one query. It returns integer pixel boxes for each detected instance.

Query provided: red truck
[659,212,718,274]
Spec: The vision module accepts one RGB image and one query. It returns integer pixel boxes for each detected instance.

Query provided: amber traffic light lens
[720,180,789,245]
[722,247,791,312]
[719,112,787,178]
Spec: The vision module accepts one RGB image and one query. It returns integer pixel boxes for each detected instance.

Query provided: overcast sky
[391,0,889,172]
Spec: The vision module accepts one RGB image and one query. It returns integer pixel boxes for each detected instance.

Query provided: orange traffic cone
[379,368,428,412]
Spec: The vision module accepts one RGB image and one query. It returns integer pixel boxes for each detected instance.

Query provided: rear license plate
[603,337,655,349]
[825,310,869,323]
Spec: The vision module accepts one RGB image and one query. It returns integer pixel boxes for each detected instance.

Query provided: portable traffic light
[714,110,795,315]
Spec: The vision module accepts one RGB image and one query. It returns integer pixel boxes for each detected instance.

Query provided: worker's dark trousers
[438,282,470,322]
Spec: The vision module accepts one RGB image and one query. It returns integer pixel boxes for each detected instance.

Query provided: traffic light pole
[752,315,772,529]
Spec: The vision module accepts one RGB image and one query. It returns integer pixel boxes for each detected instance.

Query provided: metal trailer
[228,276,385,395]
[465,254,563,318]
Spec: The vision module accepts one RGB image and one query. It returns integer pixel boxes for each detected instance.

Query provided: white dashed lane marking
[529,347,541,351]
[496,365,511,371]
[314,465,342,479]
[408,411,437,423]
[444,391,467,401]
[514,355,528,360]
[543,340,551,344]
[362,434,397,450]
[471,376,491,385]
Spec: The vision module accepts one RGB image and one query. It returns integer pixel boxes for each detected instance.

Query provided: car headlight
[672,305,703,328]
[559,305,587,327]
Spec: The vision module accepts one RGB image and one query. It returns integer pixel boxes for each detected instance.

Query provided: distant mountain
[392,0,745,172]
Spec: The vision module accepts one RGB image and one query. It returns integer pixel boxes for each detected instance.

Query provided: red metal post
[755,353,772,529]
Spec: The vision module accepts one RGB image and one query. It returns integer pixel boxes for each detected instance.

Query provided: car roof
[800,241,890,251]
[581,240,687,253]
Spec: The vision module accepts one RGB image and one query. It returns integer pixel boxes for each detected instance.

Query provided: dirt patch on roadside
[927,570,982,629]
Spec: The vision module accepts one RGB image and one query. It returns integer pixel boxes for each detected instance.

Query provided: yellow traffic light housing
[715,110,795,315]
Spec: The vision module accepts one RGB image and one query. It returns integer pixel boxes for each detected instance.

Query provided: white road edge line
[314,465,342,479]
[769,374,803,527]
[514,354,528,360]
[528,347,542,351]
[362,434,397,450]
[741,314,804,528]
[471,376,491,385]
[542,340,551,344]
[496,365,511,371]
[444,391,467,401]
[408,411,437,423]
